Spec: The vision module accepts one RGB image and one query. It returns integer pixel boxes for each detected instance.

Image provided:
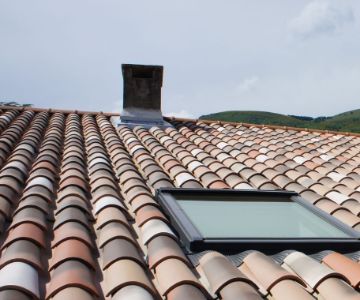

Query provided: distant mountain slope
[199,109,360,133]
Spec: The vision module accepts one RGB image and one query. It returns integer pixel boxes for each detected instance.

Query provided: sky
[0,0,360,118]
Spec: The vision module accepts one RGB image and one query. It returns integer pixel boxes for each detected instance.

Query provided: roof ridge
[0,105,120,117]
[2,105,359,137]
[163,116,360,138]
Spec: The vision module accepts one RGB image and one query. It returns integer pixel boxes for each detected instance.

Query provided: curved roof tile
[0,107,359,298]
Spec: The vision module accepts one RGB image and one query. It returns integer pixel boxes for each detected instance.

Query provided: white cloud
[235,76,259,93]
[289,0,354,39]
[164,109,194,119]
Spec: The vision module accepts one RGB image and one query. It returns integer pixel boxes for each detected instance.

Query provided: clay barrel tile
[316,277,360,300]
[52,222,93,249]
[104,259,155,297]
[3,160,28,177]
[0,177,22,195]
[208,180,230,189]
[127,195,158,213]
[155,258,204,296]
[22,185,53,203]
[61,162,86,176]
[10,207,47,230]
[166,284,207,300]
[102,238,143,270]
[243,251,306,291]
[98,222,136,248]
[46,260,98,299]
[269,279,315,300]
[90,177,118,193]
[199,252,257,295]
[342,200,360,216]
[53,207,89,230]
[26,176,54,193]
[0,167,26,184]
[0,261,39,298]
[2,223,45,249]
[122,179,149,194]
[125,186,152,203]
[135,205,168,227]
[49,287,94,300]
[332,209,360,228]
[89,170,114,185]
[0,199,10,222]
[92,186,119,203]
[57,186,87,202]
[140,219,176,245]
[49,239,96,271]
[119,169,141,184]
[93,196,126,215]
[315,199,343,214]
[322,252,360,288]
[59,177,87,193]
[283,251,349,289]
[219,281,263,300]
[147,236,189,269]
[0,289,33,300]
[16,196,50,217]
[55,197,90,216]
[60,169,87,184]
[27,169,55,183]
[95,206,128,230]
[0,240,42,271]
[112,285,154,300]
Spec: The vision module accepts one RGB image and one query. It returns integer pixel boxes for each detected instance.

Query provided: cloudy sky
[1,0,359,118]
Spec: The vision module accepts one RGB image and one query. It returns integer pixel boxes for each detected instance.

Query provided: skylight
[156,189,360,254]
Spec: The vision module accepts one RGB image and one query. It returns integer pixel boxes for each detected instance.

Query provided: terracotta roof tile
[104,259,155,297]
[243,251,306,291]
[322,252,360,288]
[155,258,204,296]
[112,285,154,300]
[0,261,40,298]
[215,280,262,299]
[52,222,93,249]
[0,107,359,298]
[200,252,259,297]
[0,289,33,300]
[316,277,360,300]
[283,251,349,289]
[49,239,95,271]
[270,279,315,300]
[102,238,144,270]
[147,235,189,269]
[0,240,42,271]
[3,222,46,249]
[46,260,99,299]
[49,287,93,300]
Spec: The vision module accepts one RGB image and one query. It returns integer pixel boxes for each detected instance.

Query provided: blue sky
[1,0,359,118]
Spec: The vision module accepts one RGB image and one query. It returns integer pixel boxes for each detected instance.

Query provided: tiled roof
[0,106,359,299]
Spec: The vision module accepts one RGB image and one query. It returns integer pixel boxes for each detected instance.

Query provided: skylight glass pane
[177,199,349,238]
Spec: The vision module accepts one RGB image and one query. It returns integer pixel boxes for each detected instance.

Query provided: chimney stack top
[120,64,170,128]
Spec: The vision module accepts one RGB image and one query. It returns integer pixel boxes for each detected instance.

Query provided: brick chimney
[120,64,170,127]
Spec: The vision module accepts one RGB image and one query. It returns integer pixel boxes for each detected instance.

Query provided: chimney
[120,64,170,128]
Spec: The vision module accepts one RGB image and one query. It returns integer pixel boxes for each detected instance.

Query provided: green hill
[199,109,360,133]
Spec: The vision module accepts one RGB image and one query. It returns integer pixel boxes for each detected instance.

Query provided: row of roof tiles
[0,108,359,299]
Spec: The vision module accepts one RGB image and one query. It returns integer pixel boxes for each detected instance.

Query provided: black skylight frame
[156,188,360,254]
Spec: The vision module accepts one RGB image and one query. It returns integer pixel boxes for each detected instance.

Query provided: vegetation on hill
[200,109,360,133]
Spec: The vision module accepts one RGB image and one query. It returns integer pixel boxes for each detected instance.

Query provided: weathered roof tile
[0,107,359,298]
